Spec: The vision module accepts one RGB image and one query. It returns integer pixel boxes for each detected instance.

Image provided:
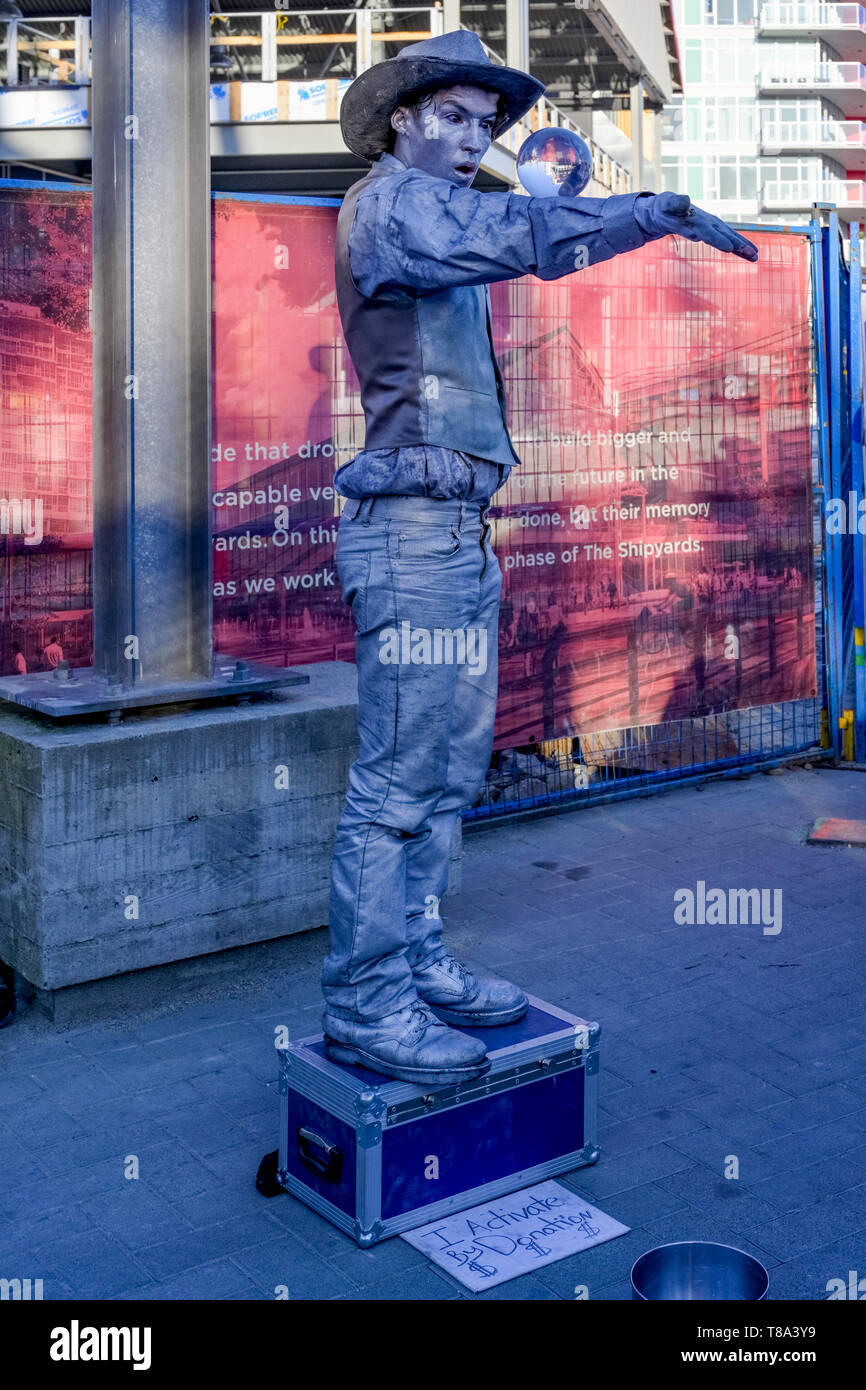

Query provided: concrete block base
[0,660,463,1009]
[11,929,328,1030]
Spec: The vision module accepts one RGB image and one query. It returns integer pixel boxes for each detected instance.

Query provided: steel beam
[90,0,212,692]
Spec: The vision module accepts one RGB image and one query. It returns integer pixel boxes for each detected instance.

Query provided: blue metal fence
[467,214,857,824]
[811,208,865,761]
[848,226,866,761]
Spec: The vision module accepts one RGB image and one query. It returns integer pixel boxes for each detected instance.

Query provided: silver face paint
[391,84,499,186]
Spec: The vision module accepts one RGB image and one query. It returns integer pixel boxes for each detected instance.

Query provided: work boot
[323,1000,490,1084]
[414,954,528,1027]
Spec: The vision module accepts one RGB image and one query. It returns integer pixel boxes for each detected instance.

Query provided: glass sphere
[517,128,594,198]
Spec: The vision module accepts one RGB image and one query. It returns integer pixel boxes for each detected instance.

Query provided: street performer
[322,28,758,1085]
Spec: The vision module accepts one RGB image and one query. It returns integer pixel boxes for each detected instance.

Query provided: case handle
[297,1125,343,1183]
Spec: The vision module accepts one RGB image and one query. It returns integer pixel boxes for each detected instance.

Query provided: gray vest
[335,162,521,468]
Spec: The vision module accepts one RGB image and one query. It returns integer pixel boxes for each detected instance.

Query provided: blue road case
[256,995,600,1246]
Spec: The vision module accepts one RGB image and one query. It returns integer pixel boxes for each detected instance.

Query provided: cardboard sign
[402,1180,629,1292]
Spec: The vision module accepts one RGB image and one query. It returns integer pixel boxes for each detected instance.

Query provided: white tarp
[0,88,88,129]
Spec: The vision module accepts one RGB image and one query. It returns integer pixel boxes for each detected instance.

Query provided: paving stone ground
[2,765,866,1301]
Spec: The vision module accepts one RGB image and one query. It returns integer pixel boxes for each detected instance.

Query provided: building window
[662,156,683,193]
[662,97,683,141]
[686,157,705,200]
[719,157,738,199]
[740,99,756,142]
[682,0,755,22]
[762,40,821,77]
[701,39,756,86]
[660,153,759,205]
[686,98,703,141]
[684,39,702,84]
[740,160,757,199]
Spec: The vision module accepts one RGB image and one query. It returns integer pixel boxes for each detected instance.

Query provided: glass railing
[834,178,866,203]
[759,2,866,29]
[762,177,866,205]
[760,62,866,88]
[761,119,866,147]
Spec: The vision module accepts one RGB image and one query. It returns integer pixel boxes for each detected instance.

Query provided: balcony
[758,62,866,118]
[761,175,866,219]
[761,118,866,170]
[758,4,866,64]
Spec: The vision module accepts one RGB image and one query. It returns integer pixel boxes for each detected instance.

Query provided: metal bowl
[631,1241,770,1301]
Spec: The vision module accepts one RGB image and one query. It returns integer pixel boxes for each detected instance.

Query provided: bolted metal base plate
[0,659,310,720]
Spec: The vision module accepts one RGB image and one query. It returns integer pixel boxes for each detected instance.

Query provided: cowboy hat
[339,28,546,162]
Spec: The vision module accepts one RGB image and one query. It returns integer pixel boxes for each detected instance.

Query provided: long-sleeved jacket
[334,151,653,502]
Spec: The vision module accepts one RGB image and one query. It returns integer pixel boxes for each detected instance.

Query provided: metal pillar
[505,0,529,74]
[356,8,372,74]
[652,107,663,193]
[3,17,18,86]
[442,0,461,32]
[91,0,211,691]
[74,16,90,85]
[630,76,645,192]
[261,10,277,84]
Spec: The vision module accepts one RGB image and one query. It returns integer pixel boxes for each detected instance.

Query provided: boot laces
[402,1001,439,1042]
[440,954,473,989]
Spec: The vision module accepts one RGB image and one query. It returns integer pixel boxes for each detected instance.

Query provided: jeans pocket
[394,524,461,561]
[338,547,371,632]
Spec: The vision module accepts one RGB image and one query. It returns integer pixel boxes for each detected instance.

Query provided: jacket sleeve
[348,168,654,299]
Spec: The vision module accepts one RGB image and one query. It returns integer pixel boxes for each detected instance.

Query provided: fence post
[811,207,834,751]
[827,209,847,755]
[849,223,866,761]
[812,203,846,756]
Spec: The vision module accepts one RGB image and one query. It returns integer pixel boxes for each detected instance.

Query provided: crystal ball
[517,128,594,198]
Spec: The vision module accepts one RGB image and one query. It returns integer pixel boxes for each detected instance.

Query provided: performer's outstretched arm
[348,169,758,300]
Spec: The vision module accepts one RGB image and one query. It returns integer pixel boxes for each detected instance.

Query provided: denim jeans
[322,493,503,1023]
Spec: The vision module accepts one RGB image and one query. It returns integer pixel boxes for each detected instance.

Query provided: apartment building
[662,0,866,226]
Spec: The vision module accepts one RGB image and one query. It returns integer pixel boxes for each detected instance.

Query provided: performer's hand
[634,191,759,262]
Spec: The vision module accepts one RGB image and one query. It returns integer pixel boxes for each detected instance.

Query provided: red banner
[0,185,815,749]
[489,229,815,742]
